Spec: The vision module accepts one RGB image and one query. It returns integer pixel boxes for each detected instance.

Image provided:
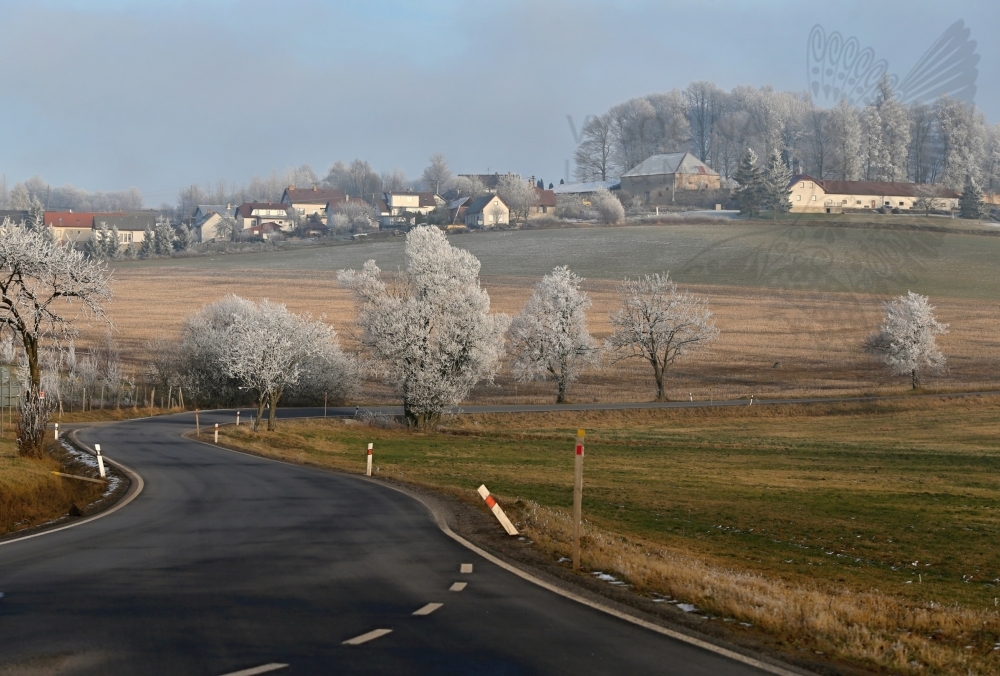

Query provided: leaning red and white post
[94,443,106,479]
[366,443,373,476]
[477,484,519,536]
[573,429,585,572]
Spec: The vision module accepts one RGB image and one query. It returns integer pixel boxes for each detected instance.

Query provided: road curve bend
[0,410,803,676]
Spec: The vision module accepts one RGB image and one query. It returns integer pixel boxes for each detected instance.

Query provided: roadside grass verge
[0,432,105,536]
[217,396,1000,674]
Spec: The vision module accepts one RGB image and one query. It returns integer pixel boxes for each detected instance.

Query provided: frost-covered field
[127,223,1000,300]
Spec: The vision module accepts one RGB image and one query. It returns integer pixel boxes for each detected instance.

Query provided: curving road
[0,409,801,675]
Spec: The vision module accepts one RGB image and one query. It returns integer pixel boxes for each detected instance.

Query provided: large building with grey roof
[619,152,720,204]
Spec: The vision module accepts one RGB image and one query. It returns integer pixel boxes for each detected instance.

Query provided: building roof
[193,204,234,219]
[282,186,345,205]
[791,175,960,198]
[465,195,507,215]
[534,187,557,207]
[237,202,293,218]
[621,152,719,178]
[0,210,29,225]
[384,191,440,208]
[94,212,159,231]
[448,197,471,210]
[44,211,97,228]
[552,180,620,195]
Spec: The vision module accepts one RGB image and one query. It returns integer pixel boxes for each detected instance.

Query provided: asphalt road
[0,409,789,676]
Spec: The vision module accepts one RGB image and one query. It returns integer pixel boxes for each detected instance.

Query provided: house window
[898,201,904,206]
[856,200,861,205]
[811,195,817,201]
[799,182,804,188]
[842,200,847,205]
[796,195,801,201]
[807,182,813,188]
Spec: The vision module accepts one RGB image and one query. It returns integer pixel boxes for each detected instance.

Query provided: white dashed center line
[413,602,443,616]
[460,563,473,573]
[449,582,467,591]
[218,663,288,676]
[343,628,393,645]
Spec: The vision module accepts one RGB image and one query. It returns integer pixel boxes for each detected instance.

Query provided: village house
[235,202,295,232]
[281,186,346,224]
[374,191,442,228]
[464,195,509,228]
[193,204,236,242]
[94,211,158,247]
[619,152,720,204]
[44,211,97,246]
[529,187,557,218]
[788,176,961,213]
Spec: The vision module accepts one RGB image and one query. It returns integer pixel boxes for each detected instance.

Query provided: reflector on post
[477,484,519,536]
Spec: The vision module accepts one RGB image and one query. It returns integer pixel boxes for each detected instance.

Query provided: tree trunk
[653,359,667,402]
[911,368,919,390]
[17,334,46,457]
[556,378,567,404]
[267,390,279,431]
[254,395,266,432]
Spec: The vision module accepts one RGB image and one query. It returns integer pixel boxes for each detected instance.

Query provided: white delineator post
[195,409,200,436]
[214,423,219,443]
[94,443,106,479]
[54,423,59,440]
[366,443,373,476]
[236,411,240,426]
[573,429,585,572]
[477,484,519,536]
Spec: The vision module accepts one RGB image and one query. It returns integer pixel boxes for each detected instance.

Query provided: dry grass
[65,266,1000,404]
[215,398,1000,675]
[0,432,104,535]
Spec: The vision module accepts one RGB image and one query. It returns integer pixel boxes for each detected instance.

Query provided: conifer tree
[762,149,792,218]
[734,148,763,218]
[139,226,155,258]
[959,174,985,219]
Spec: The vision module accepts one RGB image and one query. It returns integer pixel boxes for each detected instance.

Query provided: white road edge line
[449,582,467,591]
[343,628,393,645]
[218,663,288,676]
[413,602,443,616]
[0,431,145,548]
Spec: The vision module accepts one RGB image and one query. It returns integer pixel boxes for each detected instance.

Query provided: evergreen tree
[734,148,764,218]
[25,197,53,243]
[959,175,985,219]
[139,226,155,259]
[174,224,192,251]
[86,223,111,259]
[105,226,121,259]
[536,179,544,189]
[762,149,792,219]
[154,219,174,255]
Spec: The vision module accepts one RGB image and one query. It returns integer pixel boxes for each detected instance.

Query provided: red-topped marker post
[366,443,373,476]
[573,429,585,571]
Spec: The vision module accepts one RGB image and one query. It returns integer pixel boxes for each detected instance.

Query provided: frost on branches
[181,295,356,431]
[864,291,948,389]
[508,266,600,403]
[339,226,508,427]
[606,273,717,401]
[0,222,112,455]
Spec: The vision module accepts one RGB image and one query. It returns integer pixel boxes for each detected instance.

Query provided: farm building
[552,180,620,197]
[619,152,720,204]
[788,176,960,213]
[529,187,557,218]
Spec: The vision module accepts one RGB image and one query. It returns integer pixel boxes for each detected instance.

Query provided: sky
[1,0,997,205]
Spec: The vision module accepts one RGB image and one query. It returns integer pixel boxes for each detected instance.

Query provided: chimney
[288,185,295,191]
[312,185,317,191]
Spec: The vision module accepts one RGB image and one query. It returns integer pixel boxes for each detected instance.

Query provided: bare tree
[507,266,600,403]
[0,224,112,455]
[496,175,537,222]
[573,114,614,181]
[606,273,717,401]
[421,153,452,194]
[864,291,947,389]
[380,167,408,193]
[338,226,508,426]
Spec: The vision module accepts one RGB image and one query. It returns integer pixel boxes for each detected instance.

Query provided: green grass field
[118,221,1000,300]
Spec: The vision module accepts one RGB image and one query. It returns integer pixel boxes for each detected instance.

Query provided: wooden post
[573,429,585,572]
[195,409,200,436]
[149,387,155,413]
[324,392,328,418]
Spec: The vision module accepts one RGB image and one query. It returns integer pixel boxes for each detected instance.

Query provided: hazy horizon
[2,0,997,203]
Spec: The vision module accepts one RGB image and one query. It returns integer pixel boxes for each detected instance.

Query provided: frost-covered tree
[26,197,51,242]
[154,219,174,255]
[606,274,718,401]
[864,291,947,389]
[762,149,792,218]
[182,295,355,430]
[959,174,985,219]
[496,174,538,222]
[9,184,30,210]
[335,200,377,232]
[508,266,600,403]
[453,175,487,199]
[734,148,764,217]
[0,223,112,455]
[174,224,193,251]
[591,186,624,224]
[139,226,155,258]
[826,99,862,181]
[339,226,508,426]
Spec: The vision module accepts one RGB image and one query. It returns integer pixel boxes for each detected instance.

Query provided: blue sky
[2,0,997,204]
